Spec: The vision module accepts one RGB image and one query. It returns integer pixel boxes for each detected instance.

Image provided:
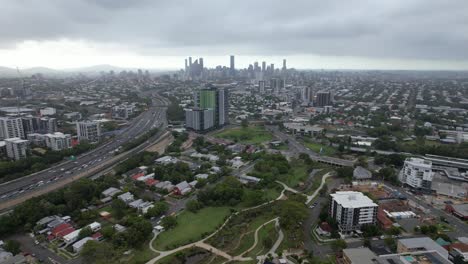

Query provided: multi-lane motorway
[0,93,169,211]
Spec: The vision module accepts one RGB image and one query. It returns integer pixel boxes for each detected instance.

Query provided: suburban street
[265,125,355,167]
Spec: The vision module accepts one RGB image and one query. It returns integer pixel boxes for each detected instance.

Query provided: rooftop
[398,237,448,259]
[343,248,377,264]
[330,191,378,208]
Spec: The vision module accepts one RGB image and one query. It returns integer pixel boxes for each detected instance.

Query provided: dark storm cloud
[1,0,467,60]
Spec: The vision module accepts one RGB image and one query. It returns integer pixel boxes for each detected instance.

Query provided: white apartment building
[27,132,72,151]
[399,158,433,191]
[76,121,101,143]
[45,132,72,151]
[5,137,29,160]
[0,116,25,140]
[329,191,378,233]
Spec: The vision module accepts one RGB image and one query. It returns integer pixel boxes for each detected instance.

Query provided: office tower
[315,91,332,107]
[329,191,378,233]
[270,63,274,72]
[5,137,30,160]
[254,61,259,71]
[258,80,265,93]
[230,55,235,76]
[76,121,101,143]
[184,59,188,71]
[262,61,266,72]
[199,58,204,69]
[189,57,192,67]
[399,158,433,191]
[302,86,314,104]
[0,116,25,140]
[185,108,214,131]
[282,59,287,70]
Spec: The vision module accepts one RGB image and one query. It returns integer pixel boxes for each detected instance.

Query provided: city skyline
[1,0,468,70]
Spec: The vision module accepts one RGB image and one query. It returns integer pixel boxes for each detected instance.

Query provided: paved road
[383,183,468,237]
[265,126,354,167]
[0,93,169,211]
[10,233,81,264]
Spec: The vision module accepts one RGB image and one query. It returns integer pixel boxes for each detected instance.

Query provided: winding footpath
[146,172,333,264]
[276,171,333,204]
[146,185,287,264]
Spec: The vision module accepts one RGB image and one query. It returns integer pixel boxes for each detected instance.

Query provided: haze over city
[1,0,468,70]
[2,1,468,264]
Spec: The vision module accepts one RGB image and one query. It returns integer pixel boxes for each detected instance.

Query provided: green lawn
[279,160,310,187]
[153,206,231,250]
[303,140,336,156]
[214,126,273,145]
[122,246,159,264]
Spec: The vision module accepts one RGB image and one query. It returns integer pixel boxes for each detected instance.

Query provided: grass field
[214,126,273,145]
[205,204,277,257]
[122,246,159,264]
[153,206,231,250]
[303,140,336,156]
[278,159,310,188]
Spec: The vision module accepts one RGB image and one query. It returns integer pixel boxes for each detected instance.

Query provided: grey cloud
[1,0,467,60]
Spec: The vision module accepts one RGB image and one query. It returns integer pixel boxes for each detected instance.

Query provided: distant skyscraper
[282,59,287,70]
[270,63,274,72]
[230,55,235,76]
[184,59,188,70]
[199,58,204,69]
[189,57,193,67]
[262,61,266,72]
[258,80,265,93]
[301,86,314,104]
[316,91,332,107]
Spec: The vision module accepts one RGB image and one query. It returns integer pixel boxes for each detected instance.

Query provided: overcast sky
[1,0,468,70]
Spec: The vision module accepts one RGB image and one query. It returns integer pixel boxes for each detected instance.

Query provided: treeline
[0,143,94,183]
[120,128,159,152]
[0,176,118,237]
[166,96,185,122]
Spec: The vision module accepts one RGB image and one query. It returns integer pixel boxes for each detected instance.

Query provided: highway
[266,125,355,167]
[0,93,169,211]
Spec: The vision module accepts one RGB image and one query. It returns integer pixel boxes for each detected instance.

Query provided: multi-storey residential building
[187,86,229,131]
[45,132,72,151]
[112,105,135,119]
[5,137,29,160]
[76,121,101,143]
[185,108,214,131]
[0,117,25,139]
[329,191,378,233]
[22,116,57,134]
[399,158,433,191]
